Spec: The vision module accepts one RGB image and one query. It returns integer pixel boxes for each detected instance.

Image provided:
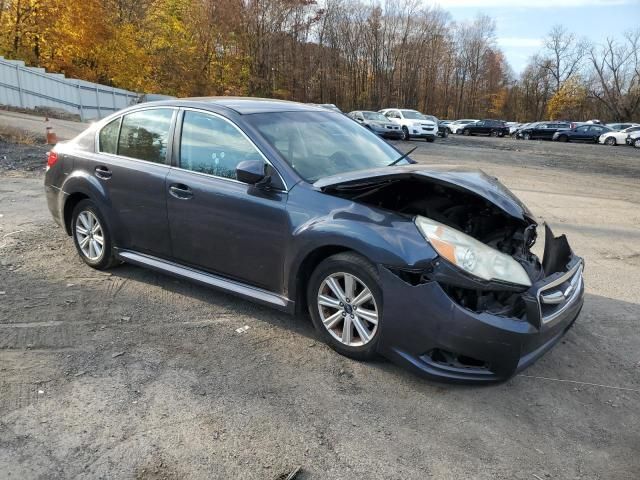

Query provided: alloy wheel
[605,137,616,146]
[75,210,104,261]
[317,272,379,347]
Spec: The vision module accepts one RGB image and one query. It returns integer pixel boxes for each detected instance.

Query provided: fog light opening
[427,349,489,370]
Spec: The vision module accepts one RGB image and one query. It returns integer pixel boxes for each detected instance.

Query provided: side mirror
[236,160,268,185]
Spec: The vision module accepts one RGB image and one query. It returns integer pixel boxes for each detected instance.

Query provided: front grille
[537,262,583,324]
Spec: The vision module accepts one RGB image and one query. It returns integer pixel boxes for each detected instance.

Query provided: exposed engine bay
[322,173,575,319]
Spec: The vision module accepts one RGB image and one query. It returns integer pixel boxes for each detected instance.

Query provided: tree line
[1,0,638,122]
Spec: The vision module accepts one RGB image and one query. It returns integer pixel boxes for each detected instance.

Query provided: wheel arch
[292,245,357,316]
[60,171,115,238]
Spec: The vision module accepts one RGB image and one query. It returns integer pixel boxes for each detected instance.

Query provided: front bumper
[376,234,584,383]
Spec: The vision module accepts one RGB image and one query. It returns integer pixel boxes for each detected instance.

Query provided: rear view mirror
[236,160,267,185]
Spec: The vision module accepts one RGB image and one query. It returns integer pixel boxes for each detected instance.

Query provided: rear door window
[179,110,263,180]
[118,109,174,163]
[99,117,121,154]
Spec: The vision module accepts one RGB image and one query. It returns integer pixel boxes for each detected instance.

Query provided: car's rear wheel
[72,199,117,270]
[634,138,640,148]
[523,132,531,140]
[307,252,382,360]
[490,130,499,137]
[604,136,616,146]
[463,129,471,136]
[557,135,568,142]
[441,129,449,138]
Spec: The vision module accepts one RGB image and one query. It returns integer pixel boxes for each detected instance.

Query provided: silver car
[348,110,403,139]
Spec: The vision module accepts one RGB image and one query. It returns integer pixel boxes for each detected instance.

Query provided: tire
[307,252,383,361]
[557,135,568,143]
[463,129,471,136]
[401,126,410,141]
[71,199,117,270]
[441,129,449,138]
[634,138,640,148]
[490,130,499,137]
[446,127,452,134]
[523,132,531,140]
[498,131,505,137]
[604,137,616,146]
[426,137,435,142]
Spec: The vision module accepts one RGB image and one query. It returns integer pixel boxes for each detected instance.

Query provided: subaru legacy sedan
[44,98,584,383]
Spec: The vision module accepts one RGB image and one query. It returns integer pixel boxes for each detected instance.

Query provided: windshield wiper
[388,146,417,166]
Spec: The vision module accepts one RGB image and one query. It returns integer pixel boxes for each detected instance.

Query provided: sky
[426,0,640,73]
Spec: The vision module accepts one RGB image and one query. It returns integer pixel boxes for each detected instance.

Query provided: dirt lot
[1,133,639,479]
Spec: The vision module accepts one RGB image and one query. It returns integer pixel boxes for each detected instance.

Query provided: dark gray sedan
[348,110,403,139]
[44,98,584,383]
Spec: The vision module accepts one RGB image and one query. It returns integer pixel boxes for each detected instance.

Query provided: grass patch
[0,125,45,145]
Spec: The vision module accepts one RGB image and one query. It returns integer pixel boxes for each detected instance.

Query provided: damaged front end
[317,166,584,381]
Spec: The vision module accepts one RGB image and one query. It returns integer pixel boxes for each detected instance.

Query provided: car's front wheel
[604,136,616,146]
[523,132,531,140]
[634,138,640,148]
[307,252,382,360]
[401,127,410,141]
[72,199,117,270]
[463,129,471,136]
[557,135,569,142]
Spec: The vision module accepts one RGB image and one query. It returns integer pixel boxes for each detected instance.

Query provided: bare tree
[587,30,640,121]
[540,24,586,93]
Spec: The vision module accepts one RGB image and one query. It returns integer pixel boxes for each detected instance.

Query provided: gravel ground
[0,134,639,479]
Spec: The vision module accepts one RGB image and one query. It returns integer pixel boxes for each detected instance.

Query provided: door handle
[169,183,193,200]
[94,166,112,180]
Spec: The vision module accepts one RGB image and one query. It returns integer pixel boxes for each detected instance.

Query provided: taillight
[46,150,58,169]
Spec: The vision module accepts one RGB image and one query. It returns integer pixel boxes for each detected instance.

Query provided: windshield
[248,111,403,182]
[362,112,387,122]
[400,110,425,120]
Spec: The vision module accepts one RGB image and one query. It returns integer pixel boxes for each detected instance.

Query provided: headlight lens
[415,216,532,287]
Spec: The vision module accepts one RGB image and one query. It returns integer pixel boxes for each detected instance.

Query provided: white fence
[0,57,139,121]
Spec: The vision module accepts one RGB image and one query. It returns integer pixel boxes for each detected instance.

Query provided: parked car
[437,120,451,138]
[552,124,613,143]
[379,108,437,141]
[606,122,639,131]
[44,97,584,383]
[461,119,509,137]
[447,119,479,134]
[625,130,640,147]
[598,125,640,146]
[512,122,535,138]
[506,122,521,135]
[518,121,571,140]
[348,110,403,139]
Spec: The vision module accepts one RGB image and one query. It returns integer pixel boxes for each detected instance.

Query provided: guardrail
[0,57,139,121]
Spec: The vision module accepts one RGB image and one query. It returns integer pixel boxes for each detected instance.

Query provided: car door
[474,121,487,134]
[539,123,554,140]
[165,109,289,293]
[572,125,591,141]
[93,107,176,257]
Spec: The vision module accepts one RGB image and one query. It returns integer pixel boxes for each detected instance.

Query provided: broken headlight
[414,216,532,287]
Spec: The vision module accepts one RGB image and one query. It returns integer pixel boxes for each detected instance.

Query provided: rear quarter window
[99,117,121,154]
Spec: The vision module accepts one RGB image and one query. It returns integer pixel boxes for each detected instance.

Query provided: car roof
[140,96,327,115]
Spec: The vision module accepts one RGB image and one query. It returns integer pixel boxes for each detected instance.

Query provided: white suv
[448,119,479,134]
[379,109,437,142]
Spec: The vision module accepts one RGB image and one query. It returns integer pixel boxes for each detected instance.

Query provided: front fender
[284,193,438,301]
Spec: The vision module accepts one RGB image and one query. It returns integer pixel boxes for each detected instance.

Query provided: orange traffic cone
[45,117,57,144]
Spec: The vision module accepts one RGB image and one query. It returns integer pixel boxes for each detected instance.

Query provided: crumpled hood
[314,164,536,223]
